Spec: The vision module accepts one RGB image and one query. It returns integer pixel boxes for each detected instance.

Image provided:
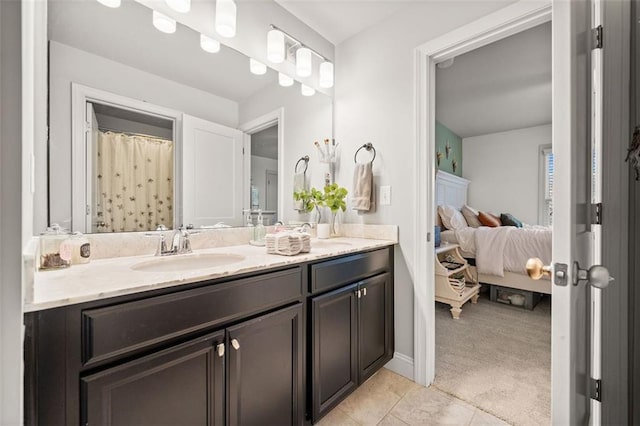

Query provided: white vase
[317,223,331,239]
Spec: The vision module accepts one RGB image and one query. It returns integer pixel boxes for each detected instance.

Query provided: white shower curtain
[96,131,174,232]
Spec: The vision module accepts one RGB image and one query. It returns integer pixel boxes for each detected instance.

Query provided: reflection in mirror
[89,103,175,233]
[250,125,278,225]
[45,0,332,233]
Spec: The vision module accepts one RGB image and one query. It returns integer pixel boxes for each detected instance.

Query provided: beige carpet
[433,292,551,426]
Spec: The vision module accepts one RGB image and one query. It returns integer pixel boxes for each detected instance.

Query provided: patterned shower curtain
[96,131,174,232]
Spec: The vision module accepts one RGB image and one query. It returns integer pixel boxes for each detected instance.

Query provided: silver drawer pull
[231,338,240,350]
[356,289,361,298]
[363,288,367,296]
[216,343,225,357]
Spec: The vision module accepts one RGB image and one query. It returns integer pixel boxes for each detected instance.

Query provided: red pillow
[478,211,501,227]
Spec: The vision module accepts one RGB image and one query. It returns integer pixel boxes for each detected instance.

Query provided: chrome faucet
[168,227,192,255]
[146,227,193,256]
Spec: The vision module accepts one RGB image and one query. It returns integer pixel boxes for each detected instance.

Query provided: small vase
[317,223,331,239]
[330,212,340,237]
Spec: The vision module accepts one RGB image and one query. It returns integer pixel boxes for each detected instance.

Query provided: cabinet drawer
[310,248,390,294]
[81,267,303,366]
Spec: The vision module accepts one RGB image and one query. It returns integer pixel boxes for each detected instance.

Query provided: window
[539,145,553,226]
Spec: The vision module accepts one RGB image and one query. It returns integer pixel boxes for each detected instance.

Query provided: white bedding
[450,225,552,277]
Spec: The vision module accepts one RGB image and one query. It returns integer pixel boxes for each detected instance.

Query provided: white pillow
[461,205,482,228]
[437,205,468,230]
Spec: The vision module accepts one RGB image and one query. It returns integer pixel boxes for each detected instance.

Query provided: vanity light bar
[153,10,177,34]
[96,0,121,7]
[165,0,190,13]
[269,24,333,87]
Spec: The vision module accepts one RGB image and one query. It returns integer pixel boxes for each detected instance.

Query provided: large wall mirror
[46,0,332,233]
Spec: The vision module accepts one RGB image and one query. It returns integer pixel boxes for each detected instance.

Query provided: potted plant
[294,184,348,237]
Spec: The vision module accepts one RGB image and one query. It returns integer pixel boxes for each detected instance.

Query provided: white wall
[251,155,279,211]
[463,124,551,225]
[48,41,240,230]
[1,1,23,423]
[239,83,332,223]
[333,1,519,377]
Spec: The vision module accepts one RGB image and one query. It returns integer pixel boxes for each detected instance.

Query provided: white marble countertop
[26,237,396,312]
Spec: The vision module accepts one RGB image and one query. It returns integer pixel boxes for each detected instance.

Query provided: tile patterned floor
[318,368,509,426]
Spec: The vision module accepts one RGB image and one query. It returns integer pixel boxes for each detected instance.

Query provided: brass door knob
[526,257,551,280]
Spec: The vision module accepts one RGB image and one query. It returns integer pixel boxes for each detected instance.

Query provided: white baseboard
[385,352,415,381]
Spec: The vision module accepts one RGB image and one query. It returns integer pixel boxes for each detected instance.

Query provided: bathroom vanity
[24,238,394,425]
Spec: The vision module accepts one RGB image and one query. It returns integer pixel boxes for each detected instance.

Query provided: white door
[182,114,245,227]
[85,102,102,233]
[550,0,608,423]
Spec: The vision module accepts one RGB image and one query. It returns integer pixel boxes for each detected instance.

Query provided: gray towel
[352,162,373,211]
[293,172,305,211]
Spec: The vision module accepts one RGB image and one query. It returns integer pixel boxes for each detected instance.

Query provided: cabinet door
[311,283,359,422]
[227,303,304,426]
[359,273,393,383]
[82,330,225,426]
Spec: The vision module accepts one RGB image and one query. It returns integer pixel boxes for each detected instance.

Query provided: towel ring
[295,155,309,174]
[354,143,376,164]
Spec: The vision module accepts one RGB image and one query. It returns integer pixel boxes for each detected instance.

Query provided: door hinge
[86,204,90,215]
[592,25,603,49]
[590,378,602,402]
[427,232,431,242]
[591,203,603,225]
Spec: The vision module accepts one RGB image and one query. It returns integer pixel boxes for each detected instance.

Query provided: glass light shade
[267,30,285,63]
[296,47,312,77]
[319,61,334,88]
[200,34,221,53]
[215,0,237,38]
[96,0,121,7]
[250,58,267,75]
[278,73,294,87]
[301,84,315,97]
[152,11,176,34]
[165,0,190,13]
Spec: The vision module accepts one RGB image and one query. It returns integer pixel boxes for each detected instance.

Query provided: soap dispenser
[255,210,266,244]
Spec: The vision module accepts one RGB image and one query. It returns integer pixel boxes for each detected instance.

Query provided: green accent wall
[435,121,463,177]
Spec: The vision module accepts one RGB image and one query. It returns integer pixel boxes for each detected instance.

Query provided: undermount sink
[131,253,246,273]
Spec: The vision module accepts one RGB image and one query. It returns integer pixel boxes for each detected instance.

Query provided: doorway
[430,20,552,425]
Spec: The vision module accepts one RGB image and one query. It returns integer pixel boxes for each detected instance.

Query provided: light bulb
[216,0,237,38]
[250,58,267,75]
[153,11,176,34]
[296,47,312,77]
[200,34,221,53]
[319,61,334,88]
[301,84,315,97]
[165,0,190,13]
[267,29,285,63]
[278,73,294,87]
[96,0,121,7]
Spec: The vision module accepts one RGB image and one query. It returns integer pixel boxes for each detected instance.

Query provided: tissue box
[434,226,441,247]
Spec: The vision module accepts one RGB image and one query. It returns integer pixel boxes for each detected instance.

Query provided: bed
[435,170,552,294]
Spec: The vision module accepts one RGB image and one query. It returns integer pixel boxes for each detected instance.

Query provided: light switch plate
[380,185,391,205]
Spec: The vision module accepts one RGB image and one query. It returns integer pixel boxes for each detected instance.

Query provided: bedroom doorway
[414,0,628,423]
[429,19,553,425]
[412,0,617,424]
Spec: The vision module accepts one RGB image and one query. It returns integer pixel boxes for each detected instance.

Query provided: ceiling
[436,21,552,139]
[48,0,277,103]
[274,0,405,45]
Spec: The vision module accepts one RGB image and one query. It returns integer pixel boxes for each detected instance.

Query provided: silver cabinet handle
[231,338,240,350]
[356,289,361,299]
[363,288,367,297]
[216,343,225,358]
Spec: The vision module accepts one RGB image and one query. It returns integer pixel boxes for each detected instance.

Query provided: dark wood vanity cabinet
[25,246,394,426]
[310,248,394,423]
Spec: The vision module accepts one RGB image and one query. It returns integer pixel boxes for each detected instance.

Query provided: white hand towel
[293,172,305,211]
[352,162,373,211]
